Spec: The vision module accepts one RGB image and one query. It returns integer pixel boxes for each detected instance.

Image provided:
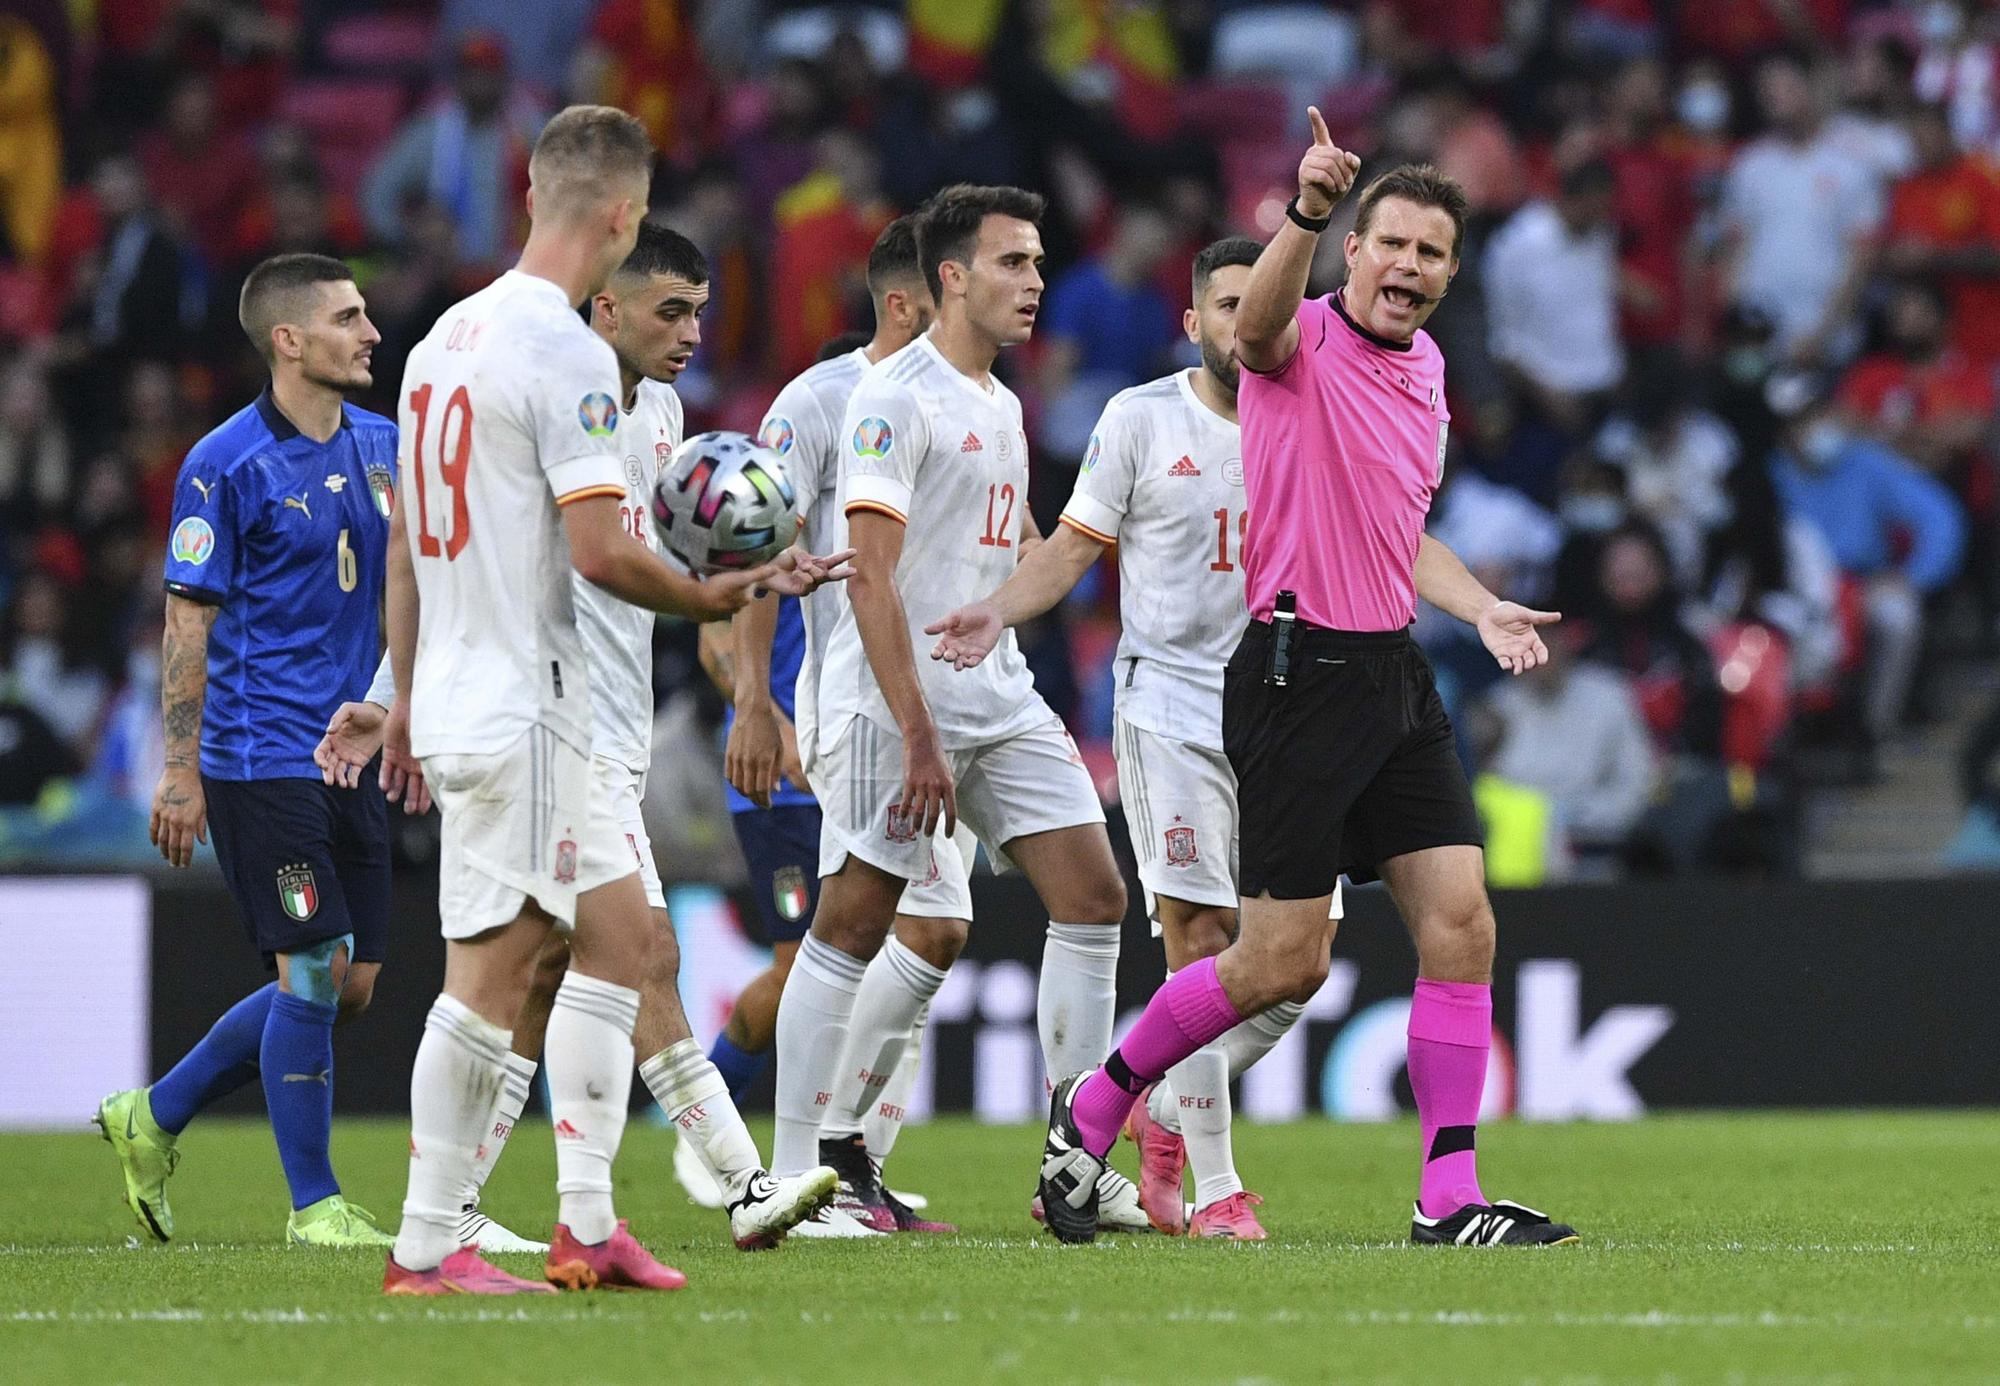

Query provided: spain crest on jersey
[773,865,810,922]
[366,465,394,519]
[277,863,319,921]
[1164,823,1199,867]
[554,839,578,884]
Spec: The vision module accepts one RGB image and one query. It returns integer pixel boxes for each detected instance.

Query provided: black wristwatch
[1285,196,1333,233]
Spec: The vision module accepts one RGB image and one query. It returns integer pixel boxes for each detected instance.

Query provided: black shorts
[203,771,391,966]
[1223,622,1483,899]
[730,802,822,944]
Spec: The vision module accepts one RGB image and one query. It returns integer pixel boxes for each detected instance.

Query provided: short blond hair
[528,105,653,220]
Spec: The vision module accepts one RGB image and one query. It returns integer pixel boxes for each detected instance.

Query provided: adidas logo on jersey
[1167,455,1200,477]
[554,1119,584,1141]
[960,432,984,453]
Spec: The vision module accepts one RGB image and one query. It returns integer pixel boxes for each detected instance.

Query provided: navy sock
[707,1033,770,1106]
[261,989,339,1210]
[150,982,276,1135]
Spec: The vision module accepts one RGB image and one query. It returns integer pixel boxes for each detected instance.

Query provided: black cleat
[1038,1073,1105,1245]
[1410,1198,1580,1247]
[819,1133,893,1231]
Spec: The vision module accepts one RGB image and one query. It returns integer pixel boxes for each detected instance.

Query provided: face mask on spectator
[1800,419,1846,469]
[1678,80,1730,134]
[1561,494,1626,533]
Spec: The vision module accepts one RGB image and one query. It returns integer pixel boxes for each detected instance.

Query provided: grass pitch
[4,1112,1997,1384]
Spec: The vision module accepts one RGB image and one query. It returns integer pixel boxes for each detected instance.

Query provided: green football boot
[93,1088,180,1242]
[286,1194,396,1248]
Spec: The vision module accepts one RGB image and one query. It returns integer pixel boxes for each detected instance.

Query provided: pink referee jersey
[1238,290,1450,631]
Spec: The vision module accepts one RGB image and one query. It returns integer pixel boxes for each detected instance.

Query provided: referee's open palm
[1478,601,1561,676]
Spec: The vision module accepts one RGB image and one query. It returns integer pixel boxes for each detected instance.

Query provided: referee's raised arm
[1237,106,1361,375]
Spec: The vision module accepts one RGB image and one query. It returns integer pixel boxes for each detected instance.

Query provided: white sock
[1168,1040,1240,1209]
[1222,999,1305,1080]
[545,971,640,1245]
[395,995,511,1271]
[640,1037,764,1203]
[825,936,947,1139]
[772,934,867,1175]
[864,1002,928,1164]
[1039,921,1119,1082]
[464,1051,538,1205]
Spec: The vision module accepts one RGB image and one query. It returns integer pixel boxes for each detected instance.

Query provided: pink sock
[1070,957,1242,1157]
[1408,978,1491,1219]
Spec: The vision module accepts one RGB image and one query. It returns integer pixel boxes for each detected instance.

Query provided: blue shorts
[730,802,822,944]
[203,772,391,966]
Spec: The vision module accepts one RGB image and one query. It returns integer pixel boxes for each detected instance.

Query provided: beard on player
[1198,329,1240,397]
[296,290,379,395]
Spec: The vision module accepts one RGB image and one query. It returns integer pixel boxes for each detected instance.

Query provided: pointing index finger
[1307,105,1332,147]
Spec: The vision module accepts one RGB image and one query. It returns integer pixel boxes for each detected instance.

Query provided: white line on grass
[9,1307,1997,1332]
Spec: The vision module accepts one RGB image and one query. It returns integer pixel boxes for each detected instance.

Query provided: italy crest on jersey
[773,865,810,922]
[276,863,319,921]
[760,416,796,455]
[853,417,893,460]
[366,464,394,519]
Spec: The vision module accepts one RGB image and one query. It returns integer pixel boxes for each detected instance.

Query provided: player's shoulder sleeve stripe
[163,579,226,605]
[1058,513,1117,547]
[844,498,907,524]
[556,483,626,506]
[884,347,931,386]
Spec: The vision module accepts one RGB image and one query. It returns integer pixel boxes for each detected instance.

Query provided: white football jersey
[822,335,1047,750]
[574,376,684,771]
[399,270,626,759]
[757,348,870,774]
[1059,369,1246,752]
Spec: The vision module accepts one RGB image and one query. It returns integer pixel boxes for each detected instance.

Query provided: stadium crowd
[2,0,1996,880]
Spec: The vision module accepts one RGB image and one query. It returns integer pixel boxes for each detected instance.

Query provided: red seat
[322,14,435,74]
[1711,622,1794,770]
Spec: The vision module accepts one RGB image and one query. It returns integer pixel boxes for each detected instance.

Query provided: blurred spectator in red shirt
[139,71,263,267]
[1879,102,2000,364]
[1840,278,1997,612]
[769,131,892,381]
[1604,56,1699,347]
[1678,0,1849,69]
[572,0,716,166]
[1587,521,1726,759]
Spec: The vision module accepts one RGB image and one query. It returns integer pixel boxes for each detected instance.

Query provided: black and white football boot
[818,1132,895,1232]
[1038,1073,1105,1245]
[1410,1198,1580,1247]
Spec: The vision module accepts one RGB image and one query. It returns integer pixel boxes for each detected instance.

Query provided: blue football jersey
[163,390,398,780]
[724,593,817,812]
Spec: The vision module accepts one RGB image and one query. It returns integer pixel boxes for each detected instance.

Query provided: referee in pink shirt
[1039,110,1576,1248]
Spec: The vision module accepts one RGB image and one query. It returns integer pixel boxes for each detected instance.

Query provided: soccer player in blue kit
[95,253,414,1248]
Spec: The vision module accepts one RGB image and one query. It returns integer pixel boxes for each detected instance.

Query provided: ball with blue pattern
[651,430,801,574]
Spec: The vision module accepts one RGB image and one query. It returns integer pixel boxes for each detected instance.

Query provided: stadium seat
[321,14,435,76]
[1711,622,1793,771]
[274,80,409,196]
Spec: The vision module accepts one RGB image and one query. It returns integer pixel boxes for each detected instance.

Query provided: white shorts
[425,726,635,939]
[895,820,979,920]
[817,713,1105,892]
[1115,716,1240,928]
[1115,716,1344,933]
[594,755,666,910]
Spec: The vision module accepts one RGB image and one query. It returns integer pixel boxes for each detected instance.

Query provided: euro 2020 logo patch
[1081,433,1102,474]
[171,516,215,566]
[578,392,618,440]
[761,416,796,455]
[853,416,893,460]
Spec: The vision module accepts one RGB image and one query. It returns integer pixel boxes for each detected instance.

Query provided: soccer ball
[651,431,801,574]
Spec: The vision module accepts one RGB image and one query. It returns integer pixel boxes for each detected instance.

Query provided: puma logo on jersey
[1167,456,1200,477]
[283,495,312,518]
[960,432,984,453]
[189,477,213,503]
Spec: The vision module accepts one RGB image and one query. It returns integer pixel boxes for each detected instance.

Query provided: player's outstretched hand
[726,701,783,809]
[315,700,386,790]
[924,601,1002,671]
[898,727,957,840]
[378,700,432,815]
[1478,601,1561,675]
[149,764,207,868]
[757,546,858,598]
[1298,106,1362,219]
